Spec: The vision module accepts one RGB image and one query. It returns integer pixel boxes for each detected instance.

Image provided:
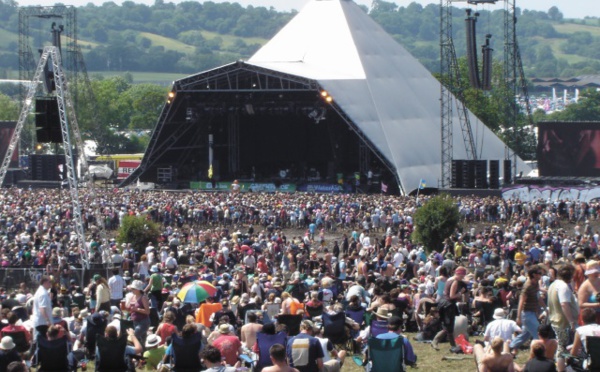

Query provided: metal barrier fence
[0,266,117,291]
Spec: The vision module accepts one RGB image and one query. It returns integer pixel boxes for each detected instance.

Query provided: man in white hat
[483,308,522,346]
[143,334,165,370]
[0,336,21,370]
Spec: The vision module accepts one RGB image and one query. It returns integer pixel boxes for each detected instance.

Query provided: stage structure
[123,0,526,194]
[440,0,533,188]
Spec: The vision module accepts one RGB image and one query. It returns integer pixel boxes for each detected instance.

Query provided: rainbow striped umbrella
[177,280,217,303]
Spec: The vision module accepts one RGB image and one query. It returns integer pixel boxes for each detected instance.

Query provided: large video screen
[538,121,600,177]
[0,121,18,168]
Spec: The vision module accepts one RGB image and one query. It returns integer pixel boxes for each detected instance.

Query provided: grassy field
[553,22,600,38]
[88,71,189,84]
[138,32,197,54]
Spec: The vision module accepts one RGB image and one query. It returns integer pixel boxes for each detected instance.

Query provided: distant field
[88,71,189,84]
[531,36,591,64]
[138,32,196,54]
[553,22,600,37]
[199,29,267,48]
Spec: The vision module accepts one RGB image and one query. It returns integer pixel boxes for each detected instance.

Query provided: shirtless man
[474,337,515,372]
[262,344,299,372]
[240,312,263,349]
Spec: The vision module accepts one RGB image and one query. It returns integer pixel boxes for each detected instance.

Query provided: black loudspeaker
[451,159,464,188]
[465,10,481,89]
[474,160,487,189]
[481,34,493,91]
[35,98,62,143]
[504,160,512,184]
[451,160,464,189]
[30,154,66,181]
[463,160,475,189]
[489,160,500,189]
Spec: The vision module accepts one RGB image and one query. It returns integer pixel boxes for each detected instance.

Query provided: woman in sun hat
[577,260,600,324]
[126,280,151,347]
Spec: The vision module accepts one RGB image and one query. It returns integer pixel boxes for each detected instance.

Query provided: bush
[117,215,161,257]
[412,194,459,253]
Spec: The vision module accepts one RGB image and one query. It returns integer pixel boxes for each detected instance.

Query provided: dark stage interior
[137,88,397,192]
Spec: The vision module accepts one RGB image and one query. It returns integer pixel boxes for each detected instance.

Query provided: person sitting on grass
[474,336,515,372]
[522,343,556,372]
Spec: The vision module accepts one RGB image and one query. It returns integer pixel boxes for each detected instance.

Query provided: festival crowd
[0,187,600,371]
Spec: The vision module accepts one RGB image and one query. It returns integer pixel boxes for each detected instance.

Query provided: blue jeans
[133,317,150,348]
[510,311,539,350]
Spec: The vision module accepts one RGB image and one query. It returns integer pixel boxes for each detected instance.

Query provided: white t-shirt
[577,324,600,353]
[108,275,125,300]
[484,319,522,343]
[555,280,573,303]
[32,286,52,327]
[393,252,404,268]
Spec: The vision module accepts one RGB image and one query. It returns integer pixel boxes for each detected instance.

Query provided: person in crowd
[240,311,262,349]
[212,323,243,366]
[528,325,558,361]
[432,266,468,351]
[548,264,578,372]
[263,344,300,372]
[522,343,557,372]
[510,266,544,357]
[483,308,522,346]
[200,345,237,372]
[577,260,600,324]
[125,280,151,348]
[94,275,111,313]
[32,276,53,340]
[474,336,515,372]
[143,334,165,371]
[0,336,21,372]
[286,320,324,372]
[108,268,126,307]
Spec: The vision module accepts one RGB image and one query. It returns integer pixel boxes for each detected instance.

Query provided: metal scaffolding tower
[0,46,90,267]
[440,0,479,188]
[440,0,532,187]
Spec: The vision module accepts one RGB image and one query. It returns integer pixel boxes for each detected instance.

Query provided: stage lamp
[35,143,43,153]
[321,90,328,97]
[325,96,333,103]
[167,91,175,104]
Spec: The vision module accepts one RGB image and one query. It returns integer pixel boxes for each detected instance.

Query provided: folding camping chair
[566,336,600,372]
[171,333,203,372]
[275,314,303,336]
[352,336,406,372]
[255,331,287,372]
[35,336,71,372]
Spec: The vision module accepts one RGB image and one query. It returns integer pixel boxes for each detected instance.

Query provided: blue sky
[16,0,598,19]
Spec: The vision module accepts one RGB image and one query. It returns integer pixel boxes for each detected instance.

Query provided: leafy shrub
[412,194,459,253]
[117,215,161,257]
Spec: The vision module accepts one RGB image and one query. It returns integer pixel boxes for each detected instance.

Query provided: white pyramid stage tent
[247,0,528,193]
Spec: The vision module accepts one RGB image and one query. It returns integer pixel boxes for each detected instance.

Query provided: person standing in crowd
[145,265,164,311]
[548,264,578,372]
[510,266,544,357]
[32,276,53,339]
[432,266,468,351]
[94,274,111,312]
[108,268,125,307]
[126,280,151,348]
[577,260,600,324]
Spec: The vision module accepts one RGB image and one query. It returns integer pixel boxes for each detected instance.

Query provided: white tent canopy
[247,0,529,193]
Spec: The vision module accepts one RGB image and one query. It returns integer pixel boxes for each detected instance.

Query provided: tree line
[0,1,599,76]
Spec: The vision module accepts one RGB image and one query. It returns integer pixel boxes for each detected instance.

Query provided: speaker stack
[504,160,512,184]
[35,98,63,144]
[30,154,66,181]
[474,160,487,189]
[451,159,464,188]
[489,160,500,189]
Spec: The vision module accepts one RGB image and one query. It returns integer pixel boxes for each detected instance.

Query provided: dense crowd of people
[0,187,600,371]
